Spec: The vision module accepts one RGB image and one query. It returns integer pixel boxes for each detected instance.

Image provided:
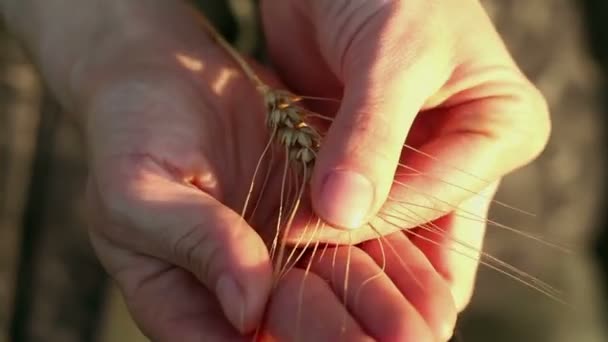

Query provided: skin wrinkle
[120,263,175,305]
[170,212,230,284]
[86,80,229,195]
[330,111,396,167]
[172,226,206,279]
[332,1,377,77]
[97,154,214,218]
[339,2,442,83]
[86,203,177,307]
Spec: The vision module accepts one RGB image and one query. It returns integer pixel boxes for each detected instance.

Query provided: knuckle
[319,0,397,70]
[171,223,221,287]
[491,77,552,166]
[333,110,400,162]
[529,88,552,155]
[340,109,385,140]
[517,83,552,161]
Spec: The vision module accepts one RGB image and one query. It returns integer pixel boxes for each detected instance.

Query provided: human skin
[0,0,550,341]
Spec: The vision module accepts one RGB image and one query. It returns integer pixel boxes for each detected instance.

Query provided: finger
[362,232,457,341]
[382,1,549,230]
[389,81,549,229]
[260,0,343,114]
[279,0,452,230]
[88,190,245,342]
[308,245,435,342]
[260,268,373,342]
[407,183,498,311]
[90,157,272,334]
[263,0,550,237]
[302,82,548,243]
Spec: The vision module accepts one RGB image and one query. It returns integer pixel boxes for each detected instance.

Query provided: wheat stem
[199,11,267,92]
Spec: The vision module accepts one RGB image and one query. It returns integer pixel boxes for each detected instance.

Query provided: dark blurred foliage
[581,0,608,315]
[192,0,238,43]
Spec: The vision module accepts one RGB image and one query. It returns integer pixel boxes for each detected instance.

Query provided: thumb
[91,162,272,334]
[308,0,452,229]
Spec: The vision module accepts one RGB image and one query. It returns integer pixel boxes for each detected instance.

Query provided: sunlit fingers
[406,184,497,311]
[308,245,435,342]
[260,268,373,342]
[362,231,457,341]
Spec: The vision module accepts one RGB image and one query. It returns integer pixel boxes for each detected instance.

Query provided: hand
[2,0,550,340]
[77,2,444,341]
[82,20,274,340]
[261,0,550,328]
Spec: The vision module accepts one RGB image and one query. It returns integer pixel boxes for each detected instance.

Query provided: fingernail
[216,275,246,332]
[318,170,374,229]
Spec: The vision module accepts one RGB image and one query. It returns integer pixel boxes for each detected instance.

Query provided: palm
[84,54,269,339]
[82,52,441,340]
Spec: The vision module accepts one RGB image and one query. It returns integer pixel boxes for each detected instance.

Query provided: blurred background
[0,0,607,341]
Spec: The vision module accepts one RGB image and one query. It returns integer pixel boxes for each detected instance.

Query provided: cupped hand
[262,0,550,317]
[77,3,448,341]
[82,27,274,339]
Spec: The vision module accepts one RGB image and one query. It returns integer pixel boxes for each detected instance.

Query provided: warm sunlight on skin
[184,171,220,191]
[213,67,240,94]
[0,0,559,340]
[175,52,205,72]
[174,52,239,96]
